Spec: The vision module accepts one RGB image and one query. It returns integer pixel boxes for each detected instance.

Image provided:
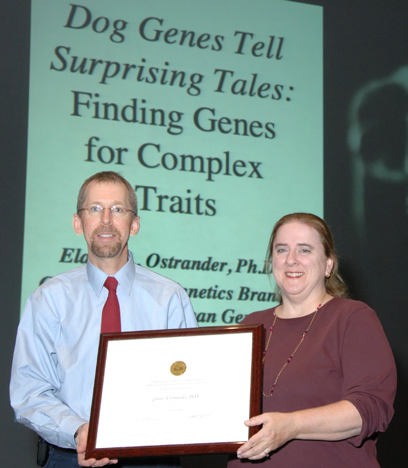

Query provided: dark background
[1,1,407,466]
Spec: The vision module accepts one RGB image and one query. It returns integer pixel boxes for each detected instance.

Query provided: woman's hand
[237,412,296,460]
[236,401,362,460]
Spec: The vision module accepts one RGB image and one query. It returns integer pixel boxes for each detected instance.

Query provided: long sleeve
[10,255,197,449]
[230,297,397,467]
[10,286,90,448]
[337,304,397,446]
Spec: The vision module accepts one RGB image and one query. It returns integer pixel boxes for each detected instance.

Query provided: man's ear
[130,216,140,236]
[73,213,84,235]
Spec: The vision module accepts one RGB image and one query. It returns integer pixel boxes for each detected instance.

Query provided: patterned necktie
[101,277,121,333]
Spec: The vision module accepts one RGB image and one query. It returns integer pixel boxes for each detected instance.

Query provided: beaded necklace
[262,302,322,398]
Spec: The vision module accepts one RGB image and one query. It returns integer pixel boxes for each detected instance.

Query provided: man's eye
[112,206,124,213]
[90,205,101,213]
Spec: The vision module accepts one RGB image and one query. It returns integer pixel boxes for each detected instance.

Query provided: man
[10,171,198,467]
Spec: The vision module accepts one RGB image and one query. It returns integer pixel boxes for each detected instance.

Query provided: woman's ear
[325,257,334,277]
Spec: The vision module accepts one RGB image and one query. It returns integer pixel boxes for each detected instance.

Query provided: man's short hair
[76,171,138,216]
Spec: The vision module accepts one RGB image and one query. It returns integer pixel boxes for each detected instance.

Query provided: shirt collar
[86,252,136,296]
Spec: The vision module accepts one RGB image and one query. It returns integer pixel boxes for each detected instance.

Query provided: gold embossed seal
[170,361,187,376]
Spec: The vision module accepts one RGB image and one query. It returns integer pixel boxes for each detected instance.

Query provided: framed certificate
[86,324,263,459]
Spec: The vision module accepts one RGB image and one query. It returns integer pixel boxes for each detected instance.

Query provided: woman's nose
[285,250,297,265]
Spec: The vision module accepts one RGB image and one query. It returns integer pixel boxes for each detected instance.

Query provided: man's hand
[76,423,118,467]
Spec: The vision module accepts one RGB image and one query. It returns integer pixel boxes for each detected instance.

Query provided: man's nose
[101,208,113,224]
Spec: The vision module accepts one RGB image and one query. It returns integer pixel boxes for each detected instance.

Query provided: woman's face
[272,221,333,303]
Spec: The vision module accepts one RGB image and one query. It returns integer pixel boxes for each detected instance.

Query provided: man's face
[73,181,140,271]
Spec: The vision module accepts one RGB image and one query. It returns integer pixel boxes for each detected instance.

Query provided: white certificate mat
[86,325,263,459]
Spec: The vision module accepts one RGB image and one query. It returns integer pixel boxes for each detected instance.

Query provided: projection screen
[22,0,323,326]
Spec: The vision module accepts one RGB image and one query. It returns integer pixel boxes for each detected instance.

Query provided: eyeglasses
[78,205,136,218]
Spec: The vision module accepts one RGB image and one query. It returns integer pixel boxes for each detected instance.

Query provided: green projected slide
[22,0,323,325]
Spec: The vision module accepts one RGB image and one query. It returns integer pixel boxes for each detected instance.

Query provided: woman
[228,213,396,468]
